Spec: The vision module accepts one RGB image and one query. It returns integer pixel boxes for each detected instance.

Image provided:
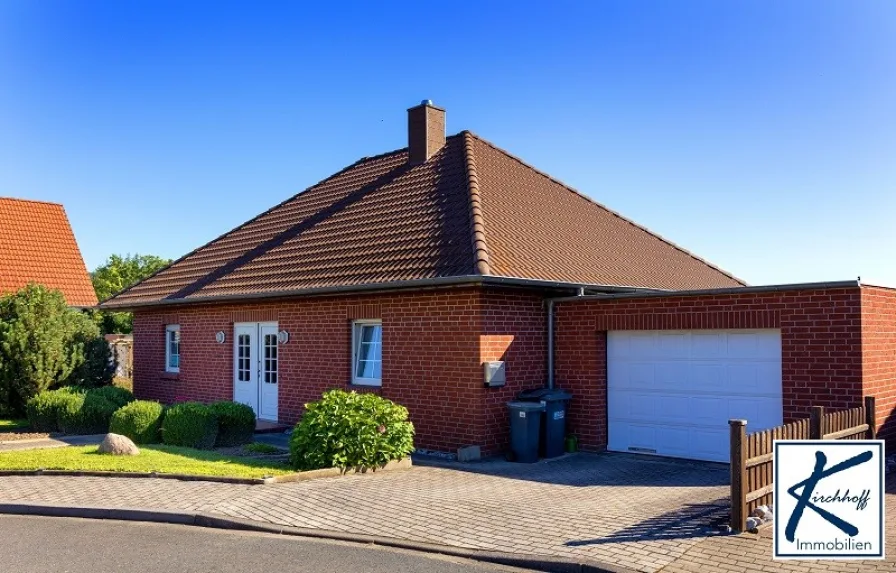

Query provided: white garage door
[607,329,782,462]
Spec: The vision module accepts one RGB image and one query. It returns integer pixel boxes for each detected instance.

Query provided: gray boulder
[98,433,140,456]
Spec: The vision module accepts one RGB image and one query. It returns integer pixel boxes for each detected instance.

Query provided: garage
[607,329,782,462]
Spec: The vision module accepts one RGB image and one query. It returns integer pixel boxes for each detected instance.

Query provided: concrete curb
[0,457,413,486]
[0,502,635,573]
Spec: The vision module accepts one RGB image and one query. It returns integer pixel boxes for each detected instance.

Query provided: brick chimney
[407,100,446,165]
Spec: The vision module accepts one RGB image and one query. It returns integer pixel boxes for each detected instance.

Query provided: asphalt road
[0,515,528,573]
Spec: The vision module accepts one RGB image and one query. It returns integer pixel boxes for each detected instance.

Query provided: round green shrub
[24,387,83,432]
[210,401,256,447]
[57,391,118,435]
[161,402,219,449]
[290,389,415,471]
[87,386,135,409]
[109,400,165,444]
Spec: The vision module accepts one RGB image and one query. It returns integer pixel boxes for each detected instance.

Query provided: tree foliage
[0,284,113,413]
[90,253,171,334]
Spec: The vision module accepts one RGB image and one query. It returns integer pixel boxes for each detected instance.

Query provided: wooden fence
[728,396,877,531]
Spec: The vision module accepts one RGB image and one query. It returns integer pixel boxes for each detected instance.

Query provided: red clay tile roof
[101,132,743,308]
[0,197,97,307]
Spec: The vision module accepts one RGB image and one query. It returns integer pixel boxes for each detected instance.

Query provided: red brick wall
[861,285,896,440]
[554,287,864,452]
[133,282,890,458]
[133,288,485,453]
[479,290,547,453]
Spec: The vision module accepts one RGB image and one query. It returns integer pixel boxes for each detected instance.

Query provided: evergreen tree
[0,284,111,413]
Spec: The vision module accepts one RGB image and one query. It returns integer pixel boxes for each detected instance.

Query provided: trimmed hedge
[161,402,218,449]
[210,401,256,447]
[290,389,415,471]
[25,387,83,432]
[57,391,118,435]
[88,386,135,409]
[109,400,165,444]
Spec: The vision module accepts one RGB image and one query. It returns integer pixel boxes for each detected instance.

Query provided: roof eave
[97,275,661,311]
[549,279,862,303]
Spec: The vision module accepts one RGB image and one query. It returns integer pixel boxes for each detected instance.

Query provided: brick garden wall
[861,285,896,441]
[554,286,865,452]
[133,288,485,453]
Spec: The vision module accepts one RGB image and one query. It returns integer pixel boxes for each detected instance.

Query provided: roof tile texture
[103,131,741,308]
[471,136,742,289]
[0,198,97,307]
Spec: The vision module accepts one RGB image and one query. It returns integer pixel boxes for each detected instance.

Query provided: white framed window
[165,324,180,373]
[351,320,382,386]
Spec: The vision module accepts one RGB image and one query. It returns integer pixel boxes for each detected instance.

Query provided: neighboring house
[0,197,97,307]
[100,102,896,461]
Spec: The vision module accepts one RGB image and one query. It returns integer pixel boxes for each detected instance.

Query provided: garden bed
[0,419,49,443]
[0,432,52,442]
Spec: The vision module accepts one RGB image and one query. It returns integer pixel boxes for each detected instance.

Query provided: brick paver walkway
[0,452,892,572]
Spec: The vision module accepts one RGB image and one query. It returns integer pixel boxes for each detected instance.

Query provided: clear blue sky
[2,1,894,287]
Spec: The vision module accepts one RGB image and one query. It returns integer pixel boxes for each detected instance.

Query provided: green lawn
[0,419,30,431]
[0,445,293,479]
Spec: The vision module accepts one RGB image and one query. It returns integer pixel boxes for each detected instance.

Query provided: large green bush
[57,390,119,435]
[162,402,219,449]
[290,390,415,471]
[25,387,84,432]
[210,401,256,447]
[110,400,165,444]
[0,284,114,414]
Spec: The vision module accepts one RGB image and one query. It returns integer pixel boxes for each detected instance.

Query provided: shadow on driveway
[565,500,730,546]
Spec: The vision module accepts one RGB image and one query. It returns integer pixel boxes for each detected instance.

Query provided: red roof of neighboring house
[0,197,97,307]
[101,113,743,309]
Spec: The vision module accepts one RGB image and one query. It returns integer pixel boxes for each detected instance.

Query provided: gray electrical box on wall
[484,361,506,387]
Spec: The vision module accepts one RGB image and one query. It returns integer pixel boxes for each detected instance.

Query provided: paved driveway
[0,452,893,572]
[0,452,728,571]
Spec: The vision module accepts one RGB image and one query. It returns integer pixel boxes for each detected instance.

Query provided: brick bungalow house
[100,102,896,461]
[0,197,97,307]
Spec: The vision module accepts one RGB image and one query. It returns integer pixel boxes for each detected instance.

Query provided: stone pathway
[0,452,892,572]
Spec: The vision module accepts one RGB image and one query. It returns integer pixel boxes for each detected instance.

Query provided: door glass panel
[264,333,277,384]
[238,334,251,382]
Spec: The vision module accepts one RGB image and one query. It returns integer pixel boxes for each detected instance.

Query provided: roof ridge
[461,131,491,276]
[0,196,64,208]
[464,131,747,287]
[101,150,404,306]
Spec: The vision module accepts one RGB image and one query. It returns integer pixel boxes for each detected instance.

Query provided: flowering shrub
[289,390,414,471]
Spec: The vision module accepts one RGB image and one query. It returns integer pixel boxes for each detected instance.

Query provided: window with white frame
[165,325,180,373]
[352,320,382,386]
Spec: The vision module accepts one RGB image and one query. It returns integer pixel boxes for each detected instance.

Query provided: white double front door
[233,322,279,421]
